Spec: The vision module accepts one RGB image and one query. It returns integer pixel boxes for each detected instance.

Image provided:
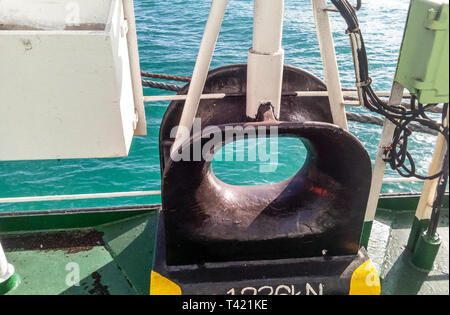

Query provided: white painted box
[0,0,145,161]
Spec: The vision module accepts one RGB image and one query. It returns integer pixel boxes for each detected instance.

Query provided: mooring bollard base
[411,231,442,272]
[150,219,381,295]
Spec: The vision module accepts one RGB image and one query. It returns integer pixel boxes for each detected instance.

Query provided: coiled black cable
[331,0,449,180]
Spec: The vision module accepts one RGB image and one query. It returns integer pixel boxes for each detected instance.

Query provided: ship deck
[0,195,448,295]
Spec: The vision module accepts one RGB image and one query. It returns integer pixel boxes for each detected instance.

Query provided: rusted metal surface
[2,230,105,254]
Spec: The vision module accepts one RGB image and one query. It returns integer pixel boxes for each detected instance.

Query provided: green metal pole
[411,149,449,271]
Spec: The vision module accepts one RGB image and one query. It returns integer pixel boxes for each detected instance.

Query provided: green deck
[0,195,448,295]
[1,207,159,295]
[369,197,449,295]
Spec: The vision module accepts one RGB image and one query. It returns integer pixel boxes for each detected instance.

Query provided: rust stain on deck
[1,230,105,254]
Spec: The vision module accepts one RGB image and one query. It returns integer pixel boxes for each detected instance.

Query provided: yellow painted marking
[150,271,182,295]
[349,259,381,295]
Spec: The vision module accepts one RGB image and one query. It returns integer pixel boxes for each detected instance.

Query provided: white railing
[0,191,160,204]
[0,177,426,204]
[143,90,405,103]
[382,178,425,183]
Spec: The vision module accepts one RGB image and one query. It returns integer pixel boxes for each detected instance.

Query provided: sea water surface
[0,0,439,212]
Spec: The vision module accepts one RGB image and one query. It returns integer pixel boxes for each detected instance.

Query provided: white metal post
[362,81,404,247]
[311,0,348,130]
[407,109,449,249]
[246,0,285,119]
[0,242,14,286]
[171,0,228,155]
[414,128,448,222]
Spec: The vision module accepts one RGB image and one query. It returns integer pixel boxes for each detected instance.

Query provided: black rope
[141,71,191,82]
[331,0,449,181]
[142,79,183,92]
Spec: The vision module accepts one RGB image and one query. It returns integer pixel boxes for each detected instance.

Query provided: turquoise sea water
[0,0,439,213]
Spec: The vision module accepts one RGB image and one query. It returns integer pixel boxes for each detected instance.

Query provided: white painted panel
[109,0,136,152]
[0,0,112,30]
[0,0,141,160]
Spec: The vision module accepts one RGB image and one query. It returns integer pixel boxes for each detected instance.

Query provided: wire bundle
[331,0,449,180]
